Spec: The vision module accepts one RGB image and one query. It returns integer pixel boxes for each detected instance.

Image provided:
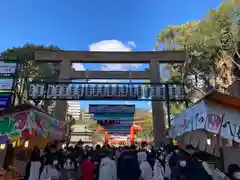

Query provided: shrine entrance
[28,51,187,146]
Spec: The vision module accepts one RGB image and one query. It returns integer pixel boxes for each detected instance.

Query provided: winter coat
[58,156,80,180]
[153,158,171,180]
[117,150,140,180]
[153,159,165,180]
[80,159,96,180]
[28,161,41,180]
[39,165,59,180]
[138,152,153,180]
[98,157,117,180]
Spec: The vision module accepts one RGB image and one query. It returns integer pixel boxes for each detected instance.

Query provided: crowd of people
[23,140,240,180]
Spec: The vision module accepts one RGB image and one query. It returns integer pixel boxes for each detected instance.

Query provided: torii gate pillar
[150,60,166,146]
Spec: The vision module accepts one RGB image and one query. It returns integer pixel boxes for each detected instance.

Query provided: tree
[1,43,61,110]
[134,112,153,139]
[156,0,240,99]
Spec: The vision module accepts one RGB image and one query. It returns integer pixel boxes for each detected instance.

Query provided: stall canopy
[0,103,66,143]
[170,90,240,143]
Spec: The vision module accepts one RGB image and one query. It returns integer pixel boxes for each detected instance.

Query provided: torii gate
[34,51,186,146]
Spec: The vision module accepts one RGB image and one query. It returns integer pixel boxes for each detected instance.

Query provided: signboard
[90,104,134,134]
[97,120,132,126]
[89,105,135,114]
[0,93,11,109]
[0,61,17,76]
[28,82,185,101]
[0,78,14,90]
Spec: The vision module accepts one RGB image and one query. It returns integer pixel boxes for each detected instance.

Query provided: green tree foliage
[134,113,153,139]
[1,43,61,110]
[156,0,240,96]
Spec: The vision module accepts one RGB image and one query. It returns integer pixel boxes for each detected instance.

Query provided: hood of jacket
[138,151,147,164]
[100,157,113,166]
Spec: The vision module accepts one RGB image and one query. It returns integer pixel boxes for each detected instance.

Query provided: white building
[70,124,92,146]
[67,101,81,120]
[80,111,93,121]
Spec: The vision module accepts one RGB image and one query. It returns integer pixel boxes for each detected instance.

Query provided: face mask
[233,172,240,179]
[174,149,179,154]
[159,155,164,160]
[179,160,187,167]
[53,160,58,165]
[187,149,194,155]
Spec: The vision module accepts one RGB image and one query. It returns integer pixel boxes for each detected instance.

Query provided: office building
[67,101,81,120]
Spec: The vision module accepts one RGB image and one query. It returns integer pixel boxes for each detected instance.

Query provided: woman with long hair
[24,147,41,180]
[40,156,59,180]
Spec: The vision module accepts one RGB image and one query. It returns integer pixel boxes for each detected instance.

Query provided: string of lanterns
[28,83,185,101]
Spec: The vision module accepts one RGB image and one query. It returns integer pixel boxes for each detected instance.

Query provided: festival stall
[169,90,240,171]
[0,103,66,177]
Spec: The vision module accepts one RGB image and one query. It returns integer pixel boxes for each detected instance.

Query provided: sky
[0,0,224,110]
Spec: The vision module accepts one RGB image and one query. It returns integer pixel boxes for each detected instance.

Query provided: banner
[170,100,240,143]
[0,61,17,75]
[171,100,207,136]
[0,94,11,109]
[90,104,134,134]
[0,79,13,90]
[89,105,135,114]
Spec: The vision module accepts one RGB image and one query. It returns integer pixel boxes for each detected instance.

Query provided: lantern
[86,85,93,96]
[100,85,106,96]
[77,85,84,97]
[137,85,142,99]
[122,85,128,97]
[144,85,151,99]
[107,85,113,96]
[47,85,54,98]
[159,85,165,100]
[55,85,61,97]
[115,85,120,96]
[93,85,99,96]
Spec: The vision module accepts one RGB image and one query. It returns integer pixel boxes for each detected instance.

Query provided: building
[80,111,93,121]
[70,124,92,146]
[67,101,81,120]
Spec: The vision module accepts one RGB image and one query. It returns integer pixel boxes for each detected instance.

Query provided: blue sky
[0,0,224,110]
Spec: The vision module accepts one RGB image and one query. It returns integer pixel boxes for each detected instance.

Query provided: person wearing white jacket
[138,151,153,180]
[153,154,171,180]
[98,153,117,180]
[40,157,59,180]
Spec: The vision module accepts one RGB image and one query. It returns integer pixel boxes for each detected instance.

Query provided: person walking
[98,152,117,180]
[117,147,140,180]
[153,152,171,180]
[40,156,59,180]
[24,147,41,180]
[80,154,96,180]
[138,151,153,180]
